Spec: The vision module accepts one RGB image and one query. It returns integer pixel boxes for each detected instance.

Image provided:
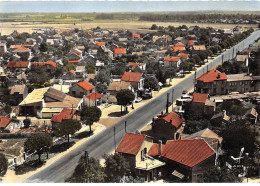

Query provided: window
[72,91,76,95]
[240,82,243,85]
[213,81,216,85]
[245,81,248,85]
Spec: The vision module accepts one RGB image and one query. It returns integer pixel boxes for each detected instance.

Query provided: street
[24,30,260,183]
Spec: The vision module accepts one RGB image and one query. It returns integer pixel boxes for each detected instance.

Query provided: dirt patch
[98,117,123,128]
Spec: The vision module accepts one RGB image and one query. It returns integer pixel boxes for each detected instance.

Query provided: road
[24,30,260,183]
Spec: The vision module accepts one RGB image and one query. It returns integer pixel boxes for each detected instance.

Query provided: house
[164,56,181,68]
[83,92,103,107]
[178,53,189,60]
[148,139,216,182]
[51,108,78,128]
[69,80,95,98]
[193,45,206,52]
[114,48,126,57]
[68,51,81,62]
[226,74,253,93]
[133,34,141,39]
[128,62,146,72]
[10,85,28,106]
[120,72,144,91]
[63,70,76,80]
[235,55,249,67]
[196,69,228,95]
[7,61,30,71]
[0,117,12,129]
[0,43,7,54]
[116,133,165,181]
[210,111,230,126]
[75,66,86,79]
[173,46,186,53]
[191,93,215,115]
[187,40,195,46]
[107,81,132,96]
[151,112,185,143]
[31,61,57,68]
[96,42,105,47]
[182,128,223,152]
[19,87,83,118]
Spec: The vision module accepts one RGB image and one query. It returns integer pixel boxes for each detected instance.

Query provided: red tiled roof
[31,61,57,67]
[164,56,180,62]
[192,93,208,103]
[10,44,33,49]
[161,139,215,167]
[51,108,77,123]
[148,143,165,156]
[178,53,189,59]
[173,46,186,52]
[155,112,184,128]
[174,42,185,47]
[73,52,80,57]
[120,72,143,82]
[188,40,195,45]
[96,42,105,46]
[116,133,146,155]
[197,69,228,83]
[12,47,31,53]
[114,48,126,54]
[85,92,103,100]
[77,81,95,91]
[68,60,80,63]
[0,117,12,128]
[7,61,29,68]
[128,62,145,68]
[66,70,75,74]
[133,34,141,39]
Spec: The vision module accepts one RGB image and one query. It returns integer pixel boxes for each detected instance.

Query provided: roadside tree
[0,153,8,177]
[116,89,135,114]
[24,134,53,162]
[80,106,102,132]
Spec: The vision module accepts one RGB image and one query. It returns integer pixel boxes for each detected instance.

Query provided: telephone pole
[171,89,174,112]
[166,93,169,113]
[124,121,127,133]
[114,127,116,152]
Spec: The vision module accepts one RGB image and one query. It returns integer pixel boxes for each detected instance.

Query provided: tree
[68,155,106,183]
[116,89,135,114]
[144,76,159,90]
[0,153,8,177]
[221,120,256,158]
[18,52,30,61]
[27,66,50,89]
[198,167,241,182]
[23,118,31,128]
[104,153,130,182]
[39,42,48,52]
[55,119,81,143]
[96,69,110,85]
[24,134,53,162]
[80,106,102,132]
[96,83,107,94]
[151,24,158,30]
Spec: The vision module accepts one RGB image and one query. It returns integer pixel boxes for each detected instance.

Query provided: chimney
[158,140,162,156]
[170,119,172,124]
[217,74,220,79]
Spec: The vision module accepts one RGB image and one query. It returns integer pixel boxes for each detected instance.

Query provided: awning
[172,170,185,179]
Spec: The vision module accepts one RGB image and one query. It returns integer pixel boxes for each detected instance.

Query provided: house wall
[191,154,216,182]
[227,80,253,93]
[69,84,94,98]
[152,120,182,143]
[196,80,227,96]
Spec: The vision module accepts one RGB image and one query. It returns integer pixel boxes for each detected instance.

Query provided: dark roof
[44,88,66,102]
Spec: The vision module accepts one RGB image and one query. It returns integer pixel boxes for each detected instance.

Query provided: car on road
[134,97,143,103]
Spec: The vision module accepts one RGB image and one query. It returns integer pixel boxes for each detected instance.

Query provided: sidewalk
[1,123,106,183]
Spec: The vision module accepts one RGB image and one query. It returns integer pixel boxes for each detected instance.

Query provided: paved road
[25,30,260,183]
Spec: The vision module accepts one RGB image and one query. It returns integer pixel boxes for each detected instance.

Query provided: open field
[0,20,257,35]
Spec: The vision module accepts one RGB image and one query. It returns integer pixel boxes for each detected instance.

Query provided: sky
[1,1,260,13]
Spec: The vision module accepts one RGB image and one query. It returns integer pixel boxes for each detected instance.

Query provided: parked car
[134,97,143,103]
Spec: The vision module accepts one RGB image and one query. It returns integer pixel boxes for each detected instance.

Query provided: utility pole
[222,54,224,65]
[124,121,127,133]
[194,70,197,92]
[166,93,169,113]
[114,127,116,152]
[232,47,235,58]
[171,89,174,112]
